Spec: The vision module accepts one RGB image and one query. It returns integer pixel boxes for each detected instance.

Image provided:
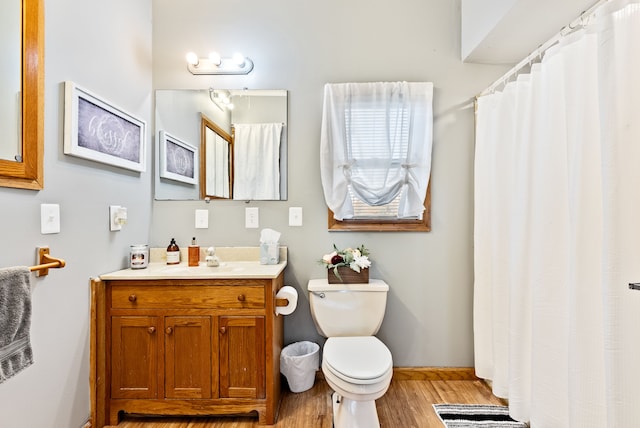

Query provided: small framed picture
[159,130,198,185]
[63,81,146,172]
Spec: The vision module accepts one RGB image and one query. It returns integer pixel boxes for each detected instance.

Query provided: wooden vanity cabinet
[110,314,213,400]
[90,275,284,427]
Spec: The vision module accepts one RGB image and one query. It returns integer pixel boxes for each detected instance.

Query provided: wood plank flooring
[106,375,505,428]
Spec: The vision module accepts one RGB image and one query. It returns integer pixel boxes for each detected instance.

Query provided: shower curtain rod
[478,0,609,97]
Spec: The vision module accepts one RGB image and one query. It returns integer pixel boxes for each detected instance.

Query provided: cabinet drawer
[111,285,264,309]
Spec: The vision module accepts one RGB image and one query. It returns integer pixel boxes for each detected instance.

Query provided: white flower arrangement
[320,244,371,276]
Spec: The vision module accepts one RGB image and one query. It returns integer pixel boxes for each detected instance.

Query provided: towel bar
[30,247,66,277]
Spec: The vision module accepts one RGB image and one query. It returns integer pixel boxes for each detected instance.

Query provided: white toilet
[308,278,393,428]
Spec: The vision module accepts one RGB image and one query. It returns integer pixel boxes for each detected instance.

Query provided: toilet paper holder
[274,285,298,316]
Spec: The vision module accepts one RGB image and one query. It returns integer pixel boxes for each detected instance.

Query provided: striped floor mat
[433,404,528,427]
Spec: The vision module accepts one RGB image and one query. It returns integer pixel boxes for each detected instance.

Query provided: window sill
[327,182,431,232]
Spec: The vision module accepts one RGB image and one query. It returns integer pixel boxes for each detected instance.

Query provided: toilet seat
[323,336,392,384]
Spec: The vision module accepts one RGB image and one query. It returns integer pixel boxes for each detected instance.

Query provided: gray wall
[0,1,509,427]
[0,1,152,427]
[151,0,507,367]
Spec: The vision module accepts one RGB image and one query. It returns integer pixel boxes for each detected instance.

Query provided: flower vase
[328,266,369,284]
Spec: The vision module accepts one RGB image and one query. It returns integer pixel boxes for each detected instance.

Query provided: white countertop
[100,260,287,280]
[100,246,287,280]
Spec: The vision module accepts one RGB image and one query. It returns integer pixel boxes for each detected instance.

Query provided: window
[327,183,431,232]
[320,82,433,231]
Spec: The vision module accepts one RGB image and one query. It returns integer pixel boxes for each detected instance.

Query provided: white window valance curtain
[320,82,433,220]
[233,123,282,200]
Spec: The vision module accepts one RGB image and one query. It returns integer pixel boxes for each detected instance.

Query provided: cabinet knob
[128,294,137,302]
[147,326,156,334]
[237,294,246,302]
[166,327,173,335]
[219,326,226,335]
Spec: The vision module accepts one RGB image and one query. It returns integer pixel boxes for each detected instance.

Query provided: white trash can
[280,341,320,393]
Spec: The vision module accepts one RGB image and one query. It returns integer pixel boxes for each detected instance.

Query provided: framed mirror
[0,0,44,190]
[154,89,288,201]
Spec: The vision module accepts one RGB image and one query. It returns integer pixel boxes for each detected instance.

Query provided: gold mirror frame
[200,114,233,200]
[0,0,44,190]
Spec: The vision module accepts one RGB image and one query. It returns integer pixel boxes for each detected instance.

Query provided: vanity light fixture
[209,88,235,111]
[186,51,254,75]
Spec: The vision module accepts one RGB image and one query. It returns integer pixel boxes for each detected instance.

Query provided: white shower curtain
[474,1,640,427]
[233,123,282,200]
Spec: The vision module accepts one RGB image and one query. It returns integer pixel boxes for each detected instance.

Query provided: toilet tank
[308,278,389,337]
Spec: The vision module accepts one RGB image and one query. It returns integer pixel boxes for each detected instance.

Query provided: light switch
[289,207,303,226]
[195,209,209,229]
[41,204,60,234]
[245,207,259,228]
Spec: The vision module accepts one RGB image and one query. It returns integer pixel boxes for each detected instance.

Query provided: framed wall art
[159,130,198,185]
[63,81,146,172]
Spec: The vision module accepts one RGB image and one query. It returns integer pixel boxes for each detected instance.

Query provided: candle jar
[130,244,149,269]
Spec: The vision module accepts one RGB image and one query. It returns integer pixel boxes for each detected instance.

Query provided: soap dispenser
[188,237,200,267]
[166,238,180,265]
[205,247,220,267]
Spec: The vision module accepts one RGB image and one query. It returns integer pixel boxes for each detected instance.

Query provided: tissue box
[260,243,280,265]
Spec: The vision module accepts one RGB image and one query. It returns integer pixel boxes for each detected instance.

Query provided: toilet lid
[323,336,392,382]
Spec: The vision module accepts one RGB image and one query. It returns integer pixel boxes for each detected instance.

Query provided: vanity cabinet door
[219,316,266,399]
[111,316,160,399]
[164,316,213,399]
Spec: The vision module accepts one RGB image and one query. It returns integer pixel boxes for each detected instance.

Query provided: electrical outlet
[289,207,303,226]
[109,205,127,231]
[245,207,259,228]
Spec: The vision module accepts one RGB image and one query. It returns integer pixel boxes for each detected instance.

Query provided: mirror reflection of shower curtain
[233,123,283,200]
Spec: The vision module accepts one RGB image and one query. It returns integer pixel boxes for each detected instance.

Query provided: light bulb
[233,53,246,67]
[227,103,235,110]
[208,52,221,66]
[186,52,199,66]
